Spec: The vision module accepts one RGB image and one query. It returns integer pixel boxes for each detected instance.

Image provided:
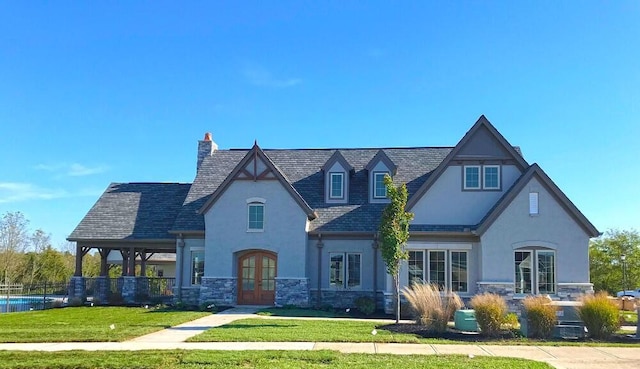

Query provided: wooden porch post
[140,249,147,276]
[120,249,128,276]
[74,244,83,277]
[98,248,109,277]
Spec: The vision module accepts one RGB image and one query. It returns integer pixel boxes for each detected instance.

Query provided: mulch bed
[379,323,640,344]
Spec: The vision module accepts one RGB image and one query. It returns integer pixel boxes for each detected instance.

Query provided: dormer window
[463,165,501,190]
[373,172,388,199]
[483,165,500,190]
[464,166,481,190]
[322,151,353,204]
[329,172,344,199]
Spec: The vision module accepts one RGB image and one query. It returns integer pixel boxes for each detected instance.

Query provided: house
[67,116,599,311]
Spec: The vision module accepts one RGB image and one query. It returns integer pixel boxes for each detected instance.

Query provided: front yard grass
[0,350,552,369]
[189,317,640,346]
[0,306,209,343]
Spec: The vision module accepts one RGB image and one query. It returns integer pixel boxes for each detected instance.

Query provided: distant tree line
[589,229,639,295]
[0,211,101,285]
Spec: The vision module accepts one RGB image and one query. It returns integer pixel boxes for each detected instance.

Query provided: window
[515,250,556,294]
[407,250,468,293]
[408,251,424,285]
[248,203,264,231]
[329,172,344,199]
[464,166,481,189]
[191,250,204,285]
[373,172,388,198]
[329,252,361,288]
[529,192,539,215]
[483,165,500,189]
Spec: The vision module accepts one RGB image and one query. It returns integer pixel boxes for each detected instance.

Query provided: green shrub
[354,296,376,315]
[502,312,520,329]
[522,296,557,338]
[470,293,507,337]
[577,292,620,339]
[402,283,463,334]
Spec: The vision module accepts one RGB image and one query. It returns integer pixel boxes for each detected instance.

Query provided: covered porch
[68,240,179,305]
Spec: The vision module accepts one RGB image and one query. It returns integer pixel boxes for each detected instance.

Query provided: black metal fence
[0,282,69,313]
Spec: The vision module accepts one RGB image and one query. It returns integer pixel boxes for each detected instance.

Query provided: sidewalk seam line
[592,346,620,359]
[478,345,494,356]
[536,346,557,359]
[430,344,439,355]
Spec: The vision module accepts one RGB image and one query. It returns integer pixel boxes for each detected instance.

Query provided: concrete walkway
[0,307,638,369]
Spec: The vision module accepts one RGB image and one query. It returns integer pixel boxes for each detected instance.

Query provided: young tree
[378,174,414,323]
[0,211,30,284]
[590,229,639,294]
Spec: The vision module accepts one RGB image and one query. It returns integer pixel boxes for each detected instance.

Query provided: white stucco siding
[480,177,591,283]
[203,180,309,278]
[412,165,522,225]
[181,238,204,286]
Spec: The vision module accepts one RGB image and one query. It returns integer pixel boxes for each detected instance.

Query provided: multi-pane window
[407,250,468,293]
[191,250,204,285]
[515,250,556,294]
[464,165,501,190]
[248,203,264,231]
[373,172,388,198]
[483,165,500,189]
[451,251,468,292]
[408,251,424,285]
[330,252,361,288]
[464,166,481,189]
[329,172,344,199]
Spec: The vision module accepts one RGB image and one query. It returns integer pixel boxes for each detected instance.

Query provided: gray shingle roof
[171,147,453,233]
[68,183,191,240]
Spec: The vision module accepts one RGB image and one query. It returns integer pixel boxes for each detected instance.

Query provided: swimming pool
[0,297,54,313]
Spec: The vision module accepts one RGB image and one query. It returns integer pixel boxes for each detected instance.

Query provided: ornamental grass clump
[576,292,620,339]
[470,293,507,337]
[522,296,557,339]
[401,283,463,334]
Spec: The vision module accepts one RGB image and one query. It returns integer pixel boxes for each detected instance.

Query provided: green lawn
[189,317,639,346]
[0,306,209,342]
[620,311,638,325]
[0,350,552,369]
[189,317,418,343]
[258,307,352,318]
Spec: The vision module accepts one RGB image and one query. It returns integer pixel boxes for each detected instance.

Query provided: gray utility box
[520,300,585,339]
[551,301,585,339]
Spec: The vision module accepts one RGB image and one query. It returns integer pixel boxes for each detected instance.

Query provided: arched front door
[238,251,277,305]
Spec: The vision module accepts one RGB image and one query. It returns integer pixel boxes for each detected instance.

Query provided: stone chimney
[197,132,218,171]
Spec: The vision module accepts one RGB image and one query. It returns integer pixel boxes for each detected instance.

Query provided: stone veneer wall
[179,287,201,306]
[477,282,595,314]
[199,277,237,306]
[275,278,310,307]
[310,290,378,309]
[93,277,110,304]
[121,276,137,304]
[68,276,86,302]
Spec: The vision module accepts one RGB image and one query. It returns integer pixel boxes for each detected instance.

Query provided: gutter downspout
[316,234,323,308]
[372,233,378,305]
[176,234,185,301]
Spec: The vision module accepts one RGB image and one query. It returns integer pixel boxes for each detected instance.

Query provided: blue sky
[1,1,638,247]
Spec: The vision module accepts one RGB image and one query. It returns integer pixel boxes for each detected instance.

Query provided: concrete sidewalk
[0,307,638,369]
[1,341,639,369]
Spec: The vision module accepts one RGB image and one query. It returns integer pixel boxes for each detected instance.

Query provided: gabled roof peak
[365,149,397,175]
[321,150,354,173]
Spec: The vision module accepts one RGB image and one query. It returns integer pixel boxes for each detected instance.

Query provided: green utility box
[454,309,478,332]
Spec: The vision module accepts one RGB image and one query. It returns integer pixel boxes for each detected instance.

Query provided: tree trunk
[394,273,400,323]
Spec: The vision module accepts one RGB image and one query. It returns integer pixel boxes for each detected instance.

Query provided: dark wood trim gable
[365,150,397,175]
[475,163,600,237]
[197,142,317,220]
[321,150,354,173]
[406,115,529,210]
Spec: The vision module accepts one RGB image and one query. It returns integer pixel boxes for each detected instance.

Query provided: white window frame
[463,165,481,190]
[329,172,344,199]
[373,172,388,199]
[407,250,468,293]
[247,202,265,232]
[514,249,556,295]
[482,165,501,190]
[329,252,362,289]
[190,249,204,286]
